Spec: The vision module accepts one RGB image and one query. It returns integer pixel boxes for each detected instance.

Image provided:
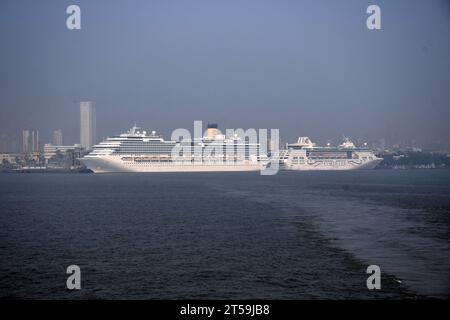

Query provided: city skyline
[1,0,450,150]
[0,101,449,154]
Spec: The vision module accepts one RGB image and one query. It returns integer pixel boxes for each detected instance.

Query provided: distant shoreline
[0,168,93,174]
[1,167,450,174]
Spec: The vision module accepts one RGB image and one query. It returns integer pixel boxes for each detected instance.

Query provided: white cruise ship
[81,124,265,173]
[277,137,382,171]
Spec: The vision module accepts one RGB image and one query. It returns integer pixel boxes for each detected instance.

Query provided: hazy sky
[0,0,449,147]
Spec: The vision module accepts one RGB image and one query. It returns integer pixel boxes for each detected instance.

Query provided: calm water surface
[0,170,449,299]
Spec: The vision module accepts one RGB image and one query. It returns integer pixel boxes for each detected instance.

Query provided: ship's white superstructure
[81,124,265,173]
[278,137,382,171]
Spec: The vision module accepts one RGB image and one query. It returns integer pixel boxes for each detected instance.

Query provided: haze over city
[2,1,450,305]
[1,0,449,150]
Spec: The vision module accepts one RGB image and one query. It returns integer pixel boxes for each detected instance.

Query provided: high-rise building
[0,134,8,153]
[22,130,30,153]
[52,129,63,146]
[80,101,96,150]
[1,133,19,154]
[22,129,39,153]
[32,130,39,152]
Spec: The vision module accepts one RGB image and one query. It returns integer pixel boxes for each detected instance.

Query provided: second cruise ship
[277,137,382,170]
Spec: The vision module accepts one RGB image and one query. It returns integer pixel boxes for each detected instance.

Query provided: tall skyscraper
[52,129,63,146]
[22,130,30,153]
[0,134,8,153]
[22,129,39,153]
[31,130,39,152]
[80,101,96,150]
